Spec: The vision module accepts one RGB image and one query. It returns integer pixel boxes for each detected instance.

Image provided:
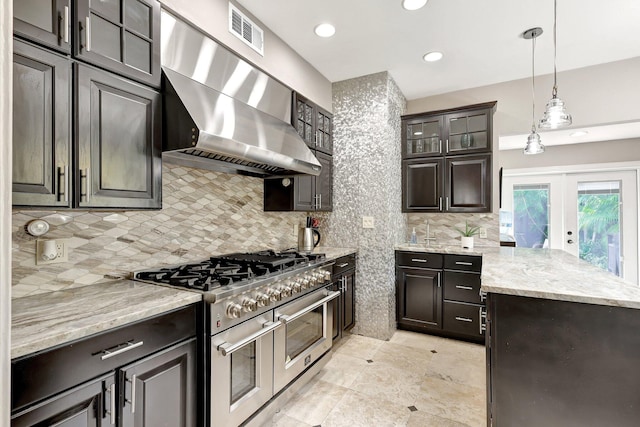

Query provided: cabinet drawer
[444,271,482,304]
[12,304,197,412]
[333,253,356,276]
[443,301,484,338]
[444,254,482,272]
[396,251,443,269]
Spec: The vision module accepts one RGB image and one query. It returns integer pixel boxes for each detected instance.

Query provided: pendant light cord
[552,0,558,97]
[531,35,536,133]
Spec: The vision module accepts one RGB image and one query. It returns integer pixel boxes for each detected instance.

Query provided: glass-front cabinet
[403,116,443,157]
[446,110,490,154]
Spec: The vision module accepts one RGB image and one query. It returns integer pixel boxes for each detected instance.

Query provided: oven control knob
[301,277,311,289]
[267,288,281,302]
[280,285,292,298]
[291,281,302,293]
[242,298,257,312]
[323,270,331,282]
[307,276,317,287]
[255,293,269,307]
[226,302,242,319]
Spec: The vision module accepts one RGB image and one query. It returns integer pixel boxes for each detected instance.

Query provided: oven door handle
[217,321,282,356]
[278,291,341,324]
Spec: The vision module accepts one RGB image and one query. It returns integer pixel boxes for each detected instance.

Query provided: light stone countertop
[396,245,640,309]
[11,280,202,359]
[11,247,357,360]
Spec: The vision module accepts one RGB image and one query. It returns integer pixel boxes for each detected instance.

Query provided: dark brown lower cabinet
[11,306,197,427]
[331,254,356,343]
[75,63,162,209]
[396,266,442,329]
[488,293,640,427]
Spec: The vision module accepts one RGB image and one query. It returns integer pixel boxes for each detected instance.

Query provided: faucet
[424,220,437,246]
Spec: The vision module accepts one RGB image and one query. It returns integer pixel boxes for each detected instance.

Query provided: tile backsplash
[11,164,306,297]
[406,212,500,247]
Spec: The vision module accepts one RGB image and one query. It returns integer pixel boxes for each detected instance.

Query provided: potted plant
[456,221,480,249]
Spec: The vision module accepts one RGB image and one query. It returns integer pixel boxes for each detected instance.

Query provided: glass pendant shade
[524,130,545,155]
[539,96,572,129]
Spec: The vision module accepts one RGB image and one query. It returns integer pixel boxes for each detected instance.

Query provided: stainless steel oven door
[273,288,340,392]
[210,312,280,427]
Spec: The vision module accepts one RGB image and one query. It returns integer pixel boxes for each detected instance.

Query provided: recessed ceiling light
[423,51,443,62]
[570,131,588,137]
[314,23,336,38]
[402,0,428,11]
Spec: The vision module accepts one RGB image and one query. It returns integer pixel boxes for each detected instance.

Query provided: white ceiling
[236,0,640,147]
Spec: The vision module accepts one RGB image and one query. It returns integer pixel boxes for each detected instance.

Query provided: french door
[503,168,638,285]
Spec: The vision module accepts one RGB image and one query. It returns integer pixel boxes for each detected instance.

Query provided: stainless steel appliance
[134,250,336,427]
[298,227,321,252]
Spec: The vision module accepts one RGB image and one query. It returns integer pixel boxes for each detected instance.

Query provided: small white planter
[461,236,474,249]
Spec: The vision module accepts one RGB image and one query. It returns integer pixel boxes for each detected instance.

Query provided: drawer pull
[455,261,473,266]
[105,382,116,425]
[411,258,428,263]
[455,316,473,323]
[126,374,137,414]
[455,285,473,290]
[99,340,144,360]
[337,263,349,268]
[480,307,487,335]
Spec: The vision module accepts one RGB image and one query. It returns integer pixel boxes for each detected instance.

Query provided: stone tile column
[322,72,406,340]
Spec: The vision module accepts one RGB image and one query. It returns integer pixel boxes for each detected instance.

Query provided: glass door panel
[285,305,323,362]
[513,184,550,248]
[230,342,257,404]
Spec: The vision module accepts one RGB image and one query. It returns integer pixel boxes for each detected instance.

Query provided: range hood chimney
[160,10,321,177]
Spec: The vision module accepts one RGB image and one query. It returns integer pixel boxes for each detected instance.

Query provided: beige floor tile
[334,333,385,360]
[372,340,435,375]
[349,358,423,406]
[316,352,369,388]
[426,349,486,389]
[322,389,412,427]
[407,411,473,427]
[414,376,486,427]
[261,411,313,427]
[280,379,349,426]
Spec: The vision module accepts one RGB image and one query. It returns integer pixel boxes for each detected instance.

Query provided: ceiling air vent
[229,3,264,56]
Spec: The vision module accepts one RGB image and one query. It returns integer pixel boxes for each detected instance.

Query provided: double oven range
[134,250,338,426]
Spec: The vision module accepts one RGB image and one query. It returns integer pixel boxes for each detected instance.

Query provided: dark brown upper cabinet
[13,0,71,54]
[75,0,161,88]
[12,39,72,207]
[75,63,162,209]
[401,101,496,213]
[294,92,333,155]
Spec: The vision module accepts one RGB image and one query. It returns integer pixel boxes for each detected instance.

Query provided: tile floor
[263,330,486,427]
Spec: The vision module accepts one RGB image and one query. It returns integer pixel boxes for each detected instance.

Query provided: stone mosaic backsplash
[11,164,307,297]
[406,212,500,247]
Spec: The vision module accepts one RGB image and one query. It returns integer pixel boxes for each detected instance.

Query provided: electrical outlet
[479,227,487,239]
[362,216,375,229]
[36,238,69,265]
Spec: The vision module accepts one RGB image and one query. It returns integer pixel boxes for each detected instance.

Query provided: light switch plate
[36,238,69,265]
[479,227,487,239]
[362,216,375,229]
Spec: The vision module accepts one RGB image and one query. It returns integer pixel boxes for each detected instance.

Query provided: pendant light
[523,27,545,155]
[539,0,572,129]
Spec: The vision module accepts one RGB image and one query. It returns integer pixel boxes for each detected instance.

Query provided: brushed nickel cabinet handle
[126,374,137,414]
[337,263,349,268]
[83,16,91,51]
[455,285,473,290]
[57,165,68,202]
[455,261,473,266]
[105,382,116,425]
[411,258,427,263]
[99,340,144,360]
[81,168,90,202]
[455,316,473,323]
[439,196,442,211]
[62,6,69,43]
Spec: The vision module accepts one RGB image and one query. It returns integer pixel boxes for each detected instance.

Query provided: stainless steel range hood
[161,10,321,177]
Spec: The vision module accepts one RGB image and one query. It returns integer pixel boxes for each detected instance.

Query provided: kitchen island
[398,245,640,427]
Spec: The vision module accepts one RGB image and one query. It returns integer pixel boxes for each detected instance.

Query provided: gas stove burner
[134,249,327,292]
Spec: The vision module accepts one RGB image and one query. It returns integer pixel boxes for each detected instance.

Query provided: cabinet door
[445,154,491,212]
[294,94,315,149]
[397,267,442,329]
[402,115,443,158]
[293,175,315,211]
[402,158,443,212]
[11,374,113,427]
[343,271,355,331]
[315,151,333,211]
[120,338,197,427]
[445,109,492,154]
[13,0,71,53]
[75,0,161,87]
[315,106,333,155]
[12,39,71,207]
[76,63,162,209]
